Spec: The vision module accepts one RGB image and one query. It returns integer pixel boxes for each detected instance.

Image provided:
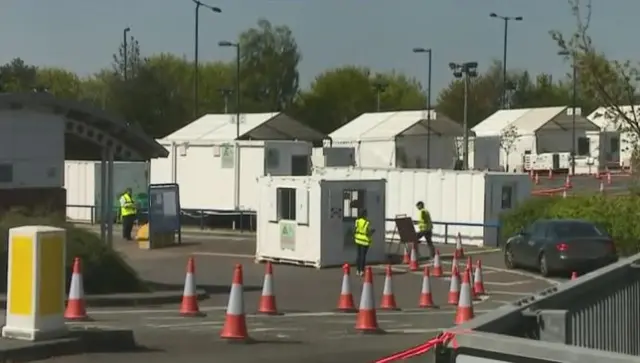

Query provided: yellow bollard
[2,226,68,341]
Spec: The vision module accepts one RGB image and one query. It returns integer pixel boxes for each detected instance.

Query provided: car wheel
[504,246,517,269]
[539,253,550,277]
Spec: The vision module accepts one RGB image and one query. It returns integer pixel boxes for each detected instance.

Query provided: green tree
[0,58,37,92]
[238,19,301,112]
[36,67,82,100]
[291,66,426,134]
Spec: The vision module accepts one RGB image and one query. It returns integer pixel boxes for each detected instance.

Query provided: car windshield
[553,222,606,239]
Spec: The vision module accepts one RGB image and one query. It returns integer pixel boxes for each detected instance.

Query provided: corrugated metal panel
[472,108,533,136]
[510,107,566,134]
[329,112,396,140]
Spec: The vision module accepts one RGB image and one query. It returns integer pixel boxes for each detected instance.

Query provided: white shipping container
[313,167,532,247]
[256,175,386,268]
[65,161,149,221]
[150,140,312,212]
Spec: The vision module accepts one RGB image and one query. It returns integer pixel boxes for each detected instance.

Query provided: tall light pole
[219,88,234,114]
[372,81,387,112]
[450,62,479,170]
[218,41,241,139]
[559,50,578,176]
[123,27,130,81]
[192,0,221,118]
[490,13,523,109]
[412,47,433,168]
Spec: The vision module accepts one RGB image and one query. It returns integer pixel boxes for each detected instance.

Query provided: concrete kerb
[0,328,137,362]
[0,289,208,309]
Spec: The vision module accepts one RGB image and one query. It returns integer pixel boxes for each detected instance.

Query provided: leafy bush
[0,209,149,294]
[500,195,640,256]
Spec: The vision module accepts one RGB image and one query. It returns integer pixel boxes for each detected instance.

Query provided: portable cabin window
[501,185,513,209]
[291,155,310,176]
[342,189,366,219]
[276,187,297,221]
[577,137,590,156]
[610,137,620,153]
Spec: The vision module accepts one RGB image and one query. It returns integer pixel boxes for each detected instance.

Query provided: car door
[522,222,549,266]
[509,222,536,266]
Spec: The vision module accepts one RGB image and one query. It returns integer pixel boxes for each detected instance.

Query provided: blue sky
[1,0,636,95]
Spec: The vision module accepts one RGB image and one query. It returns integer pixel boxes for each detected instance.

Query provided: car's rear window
[553,222,606,239]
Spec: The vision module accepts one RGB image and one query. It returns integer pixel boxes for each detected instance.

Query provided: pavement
[29,226,563,362]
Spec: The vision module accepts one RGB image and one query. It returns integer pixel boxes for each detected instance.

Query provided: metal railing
[384,218,502,247]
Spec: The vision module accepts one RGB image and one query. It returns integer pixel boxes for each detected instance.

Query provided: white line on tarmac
[251,327,304,333]
[88,306,227,315]
[384,328,444,334]
[487,290,538,297]
[192,251,254,259]
[481,266,559,285]
[146,321,224,329]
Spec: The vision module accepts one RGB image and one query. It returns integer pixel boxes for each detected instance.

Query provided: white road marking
[89,306,227,315]
[487,290,538,297]
[384,328,444,334]
[146,321,224,329]
[192,251,254,259]
[481,266,559,285]
[250,327,304,333]
[492,300,517,305]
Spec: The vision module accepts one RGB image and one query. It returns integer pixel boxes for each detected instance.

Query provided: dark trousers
[355,244,369,273]
[417,230,435,258]
[122,214,136,240]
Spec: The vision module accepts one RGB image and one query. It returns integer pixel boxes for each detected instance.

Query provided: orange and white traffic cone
[431,249,443,277]
[465,257,478,301]
[571,271,578,280]
[355,267,382,334]
[548,169,553,180]
[607,171,612,185]
[473,260,486,296]
[534,173,540,185]
[408,243,419,271]
[258,262,278,315]
[419,266,435,308]
[179,257,202,317]
[451,253,459,274]
[336,264,356,312]
[454,268,475,324]
[220,264,250,342]
[65,257,89,321]
[564,175,572,189]
[402,245,410,265]
[595,170,601,179]
[562,189,567,198]
[447,265,461,305]
[455,233,464,258]
[380,265,399,310]
[599,180,605,193]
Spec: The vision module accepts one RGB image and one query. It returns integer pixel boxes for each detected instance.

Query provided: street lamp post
[412,47,433,168]
[372,81,387,112]
[192,0,221,118]
[559,50,578,176]
[123,27,130,81]
[450,62,479,170]
[490,13,523,109]
[219,88,234,114]
[218,41,241,139]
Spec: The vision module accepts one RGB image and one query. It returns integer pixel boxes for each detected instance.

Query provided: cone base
[257,310,281,316]
[220,315,249,342]
[64,314,91,321]
[455,310,474,325]
[379,306,401,311]
[334,308,357,313]
[355,328,386,335]
[431,271,443,278]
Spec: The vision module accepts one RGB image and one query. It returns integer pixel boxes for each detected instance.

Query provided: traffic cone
[548,169,553,180]
[571,271,578,280]
[258,262,278,315]
[447,265,460,305]
[431,250,443,277]
[380,265,399,310]
[534,173,540,185]
[65,257,89,321]
[336,263,356,312]
[402,245,410,264]
[465,257,478,301]
[220,264,250,342]
[607,171,612,185]
[564,175,572,189]
[455,233,464,258]
[473,260,486,296]
[179,257,203,317]
[355,267,382,334]
[454,268,475,324]
[408,243,419,271]
[419,266,435,308]
[599,180,605,193]
[595,170,601,179]
[562,189,567,198]
[451,254,459,274]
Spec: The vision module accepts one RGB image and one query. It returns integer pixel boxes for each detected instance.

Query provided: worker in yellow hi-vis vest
[119,188,137,241]
[416,201,435,258]
[354,209,375,276]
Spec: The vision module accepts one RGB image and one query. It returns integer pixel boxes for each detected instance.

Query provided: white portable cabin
[150,112,326,211]
[313,167,532,247]
[311,147,356,167]
[587,106,638,169]
[256,175,386,268]
[329,110,463,169]
[65,161,149,221]
[471,106,601,173]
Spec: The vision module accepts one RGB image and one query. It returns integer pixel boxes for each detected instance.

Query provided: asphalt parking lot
[40,228,562,362]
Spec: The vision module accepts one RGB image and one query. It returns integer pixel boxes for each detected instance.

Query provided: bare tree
[499,124,520,172]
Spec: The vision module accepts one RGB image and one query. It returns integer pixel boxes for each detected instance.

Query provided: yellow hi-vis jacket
[120,193,137,217]
[417,207,432,232]
[354,217,372,246]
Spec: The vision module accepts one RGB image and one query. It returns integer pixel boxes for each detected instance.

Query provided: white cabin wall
[504,135,536,172]
[356,140,396,167]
